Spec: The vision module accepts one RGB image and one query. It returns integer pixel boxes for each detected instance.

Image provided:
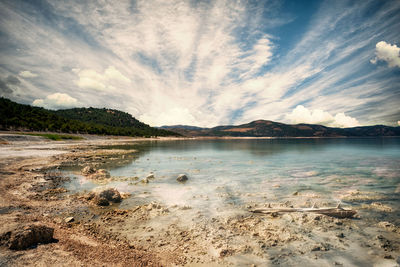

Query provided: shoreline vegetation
[1,97,400,139]
[21,133,84,141]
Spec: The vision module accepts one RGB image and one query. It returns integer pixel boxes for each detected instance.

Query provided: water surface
[66,138,400,221]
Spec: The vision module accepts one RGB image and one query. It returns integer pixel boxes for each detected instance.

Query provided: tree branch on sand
[250,203,357,219]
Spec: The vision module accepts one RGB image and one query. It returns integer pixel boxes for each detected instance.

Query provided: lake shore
[0,133,399,266]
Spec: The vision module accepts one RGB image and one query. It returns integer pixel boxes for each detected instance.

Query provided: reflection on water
[66,138,400,220]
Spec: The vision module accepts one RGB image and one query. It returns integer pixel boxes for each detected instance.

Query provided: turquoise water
[67,138,400,219]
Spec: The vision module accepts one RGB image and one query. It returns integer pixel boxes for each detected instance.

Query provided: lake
[66,138,400,220]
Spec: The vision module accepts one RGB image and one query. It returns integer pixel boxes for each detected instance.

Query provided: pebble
[65,217,75,223]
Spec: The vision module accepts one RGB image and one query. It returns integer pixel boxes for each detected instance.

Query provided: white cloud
[32,93,79,109]
[333,112,360,128]
[19,71,38,78]
[370,41,400,67]
[286,105,360,128]
[286,105,334,125]
[74,66,130,91]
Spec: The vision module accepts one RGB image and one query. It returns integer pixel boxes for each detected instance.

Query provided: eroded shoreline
[0,134,399,266]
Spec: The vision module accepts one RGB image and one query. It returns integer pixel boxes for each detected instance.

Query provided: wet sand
[0,133,399,266]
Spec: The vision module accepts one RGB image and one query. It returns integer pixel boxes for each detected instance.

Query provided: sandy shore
[0,133,399,266]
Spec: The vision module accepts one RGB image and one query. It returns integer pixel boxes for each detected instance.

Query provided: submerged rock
[82,166,110,180]
[82,166,96,175]
[177,174,188,183]
[377,221,400,233]
[91,169,111,179]
[362,202,393,212]
[146,173,155,180]
[1,224,54,250]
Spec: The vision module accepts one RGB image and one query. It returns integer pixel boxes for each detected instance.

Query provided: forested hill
[54,108,149,129]
[0,97,177,137]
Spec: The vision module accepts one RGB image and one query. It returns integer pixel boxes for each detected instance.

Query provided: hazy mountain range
[160,120,400,137]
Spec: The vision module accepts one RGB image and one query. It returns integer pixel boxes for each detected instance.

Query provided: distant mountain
[0,97,178,137]
[159,125,211,136]
[161,120,400,137]
[160,125,208,130]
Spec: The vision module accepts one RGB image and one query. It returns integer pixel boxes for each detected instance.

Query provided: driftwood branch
[250,203,357,219]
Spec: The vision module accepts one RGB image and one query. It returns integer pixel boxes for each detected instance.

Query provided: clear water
[66,138,400,219]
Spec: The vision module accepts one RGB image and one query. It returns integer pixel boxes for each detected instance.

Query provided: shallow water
[61,138,400,265]
[66,138,400,219]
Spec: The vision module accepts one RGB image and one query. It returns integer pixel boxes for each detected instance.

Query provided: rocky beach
[0,133,399,266]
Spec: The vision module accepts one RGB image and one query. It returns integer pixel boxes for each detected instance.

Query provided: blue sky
[0,0,399,127]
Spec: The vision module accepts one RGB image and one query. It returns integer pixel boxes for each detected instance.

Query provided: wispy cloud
[1,0,399,126]
[19,71,38,78]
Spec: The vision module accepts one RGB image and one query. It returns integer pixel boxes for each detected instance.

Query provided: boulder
[177,174,188,183]
[92,188,122,206]
[1,224,54,250]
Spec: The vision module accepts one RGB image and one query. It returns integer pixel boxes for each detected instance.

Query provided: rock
[336,232,345,238]
[377,221,400,233]
[64,217,75,223]
[362,202,393,212]
[376,235,393,250]
[120,192,131,199]
[84,167,110,180]
[94,197,110,206]
[82,166,96,175]
[99,188,122,202]
[292,191,299,196]
[91,169,110,179]
[177,174,188,183]
[92,188,122,206]
[146,173,155,180]
[311,245,321,251]
[219,249,233,257]
[1,224,54,250]
[311,243,330,252]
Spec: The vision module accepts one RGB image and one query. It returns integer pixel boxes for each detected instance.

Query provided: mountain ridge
[159,119,400,137]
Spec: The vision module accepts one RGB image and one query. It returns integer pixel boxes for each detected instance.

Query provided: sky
[0,0,399,128]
